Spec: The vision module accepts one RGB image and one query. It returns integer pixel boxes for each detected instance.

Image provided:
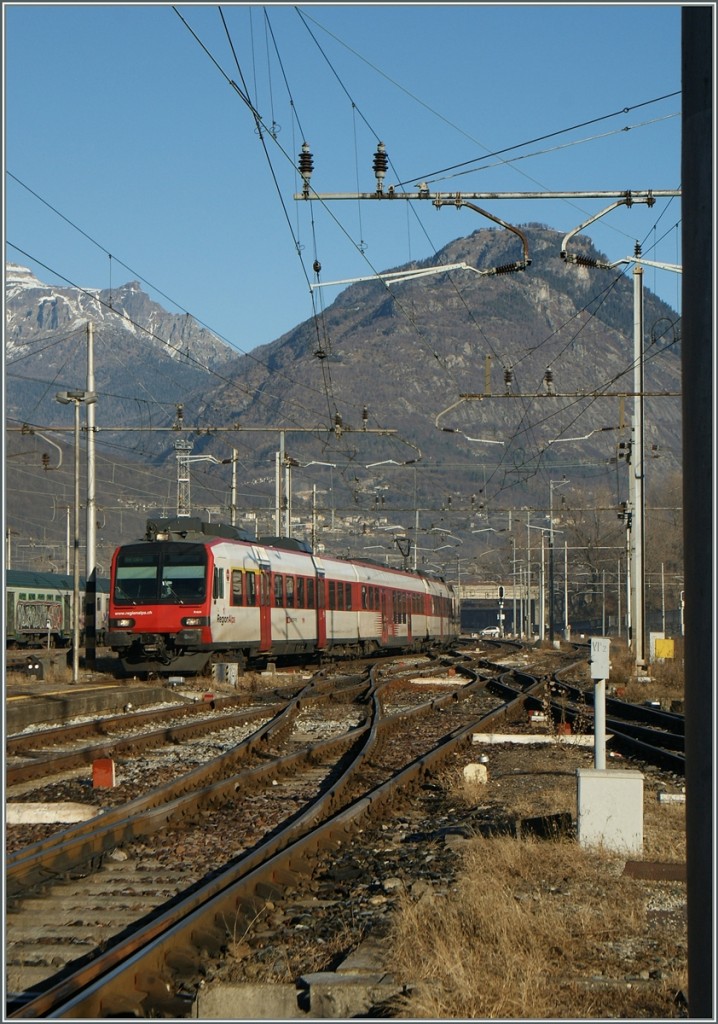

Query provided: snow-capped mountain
[4,263,237,437]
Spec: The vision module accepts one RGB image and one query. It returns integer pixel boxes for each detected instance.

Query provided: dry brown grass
[387,832,687,1019]
[565,640,684,708]
[385,734,687,1020]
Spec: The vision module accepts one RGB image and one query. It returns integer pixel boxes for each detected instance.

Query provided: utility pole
[630,259,647,671]
[564,541,570,640]
[85,322,97,669]
[55,389,95,684]
[549,478,570,643]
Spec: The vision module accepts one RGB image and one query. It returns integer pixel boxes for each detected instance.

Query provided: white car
[480,626,501,638]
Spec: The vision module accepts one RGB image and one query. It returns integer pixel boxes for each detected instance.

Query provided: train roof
[6,570,110,593]
[145,517,253,542]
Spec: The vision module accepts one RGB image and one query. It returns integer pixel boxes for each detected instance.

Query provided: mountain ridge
[4,224,682,573]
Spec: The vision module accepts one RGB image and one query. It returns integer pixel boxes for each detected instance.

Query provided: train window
[274,574,284,607]
[307,578,315,608]
[231,570,243,606]
[328,580,336,609]
[361,585,367,609]
[286,576,294,608]
[345,583,352,610]
[337,582,344,610]
[246,573,257,606]
[296,577,305,608]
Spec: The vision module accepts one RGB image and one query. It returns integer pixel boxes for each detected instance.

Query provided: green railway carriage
[5,570,110,648]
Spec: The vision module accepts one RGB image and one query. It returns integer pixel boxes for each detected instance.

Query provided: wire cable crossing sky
[5,3,682,356]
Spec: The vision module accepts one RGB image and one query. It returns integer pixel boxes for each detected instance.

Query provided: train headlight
[181,616,209,627]
[110,617,135,628]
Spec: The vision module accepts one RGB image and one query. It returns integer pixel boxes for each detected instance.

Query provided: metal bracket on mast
[560,195,682,273]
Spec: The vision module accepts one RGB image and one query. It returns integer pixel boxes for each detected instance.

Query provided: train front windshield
[113,543,208,605]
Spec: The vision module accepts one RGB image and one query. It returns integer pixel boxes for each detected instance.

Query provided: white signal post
[590,637,611,770]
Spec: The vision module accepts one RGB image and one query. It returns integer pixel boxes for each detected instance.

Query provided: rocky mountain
[4,226,682,575]
[5,262,236,432]
[189,223,682,506]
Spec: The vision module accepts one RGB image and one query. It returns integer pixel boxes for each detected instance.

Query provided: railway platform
[5,671,176,734]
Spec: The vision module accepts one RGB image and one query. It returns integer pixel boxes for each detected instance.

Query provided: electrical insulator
[372,142,388,192]
[176,404,184,422]
[543,367,555,394]
[42,453,50,470]
[362,407,368,428]
[334,413,343,437]
[574,253,600,268]
[298,142,314,192]
[313,260,321,275]
[503,366,513,392]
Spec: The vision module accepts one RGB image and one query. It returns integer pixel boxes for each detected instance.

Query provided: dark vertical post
[681,7,713,1017]
[548,535,555,642]
[84,569,96,669]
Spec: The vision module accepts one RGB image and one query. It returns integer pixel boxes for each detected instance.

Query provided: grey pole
[85,322,97,669]
[631,262,646,671]
[71,397,80,683]
[231,450,237,526]
[56,390,95,684]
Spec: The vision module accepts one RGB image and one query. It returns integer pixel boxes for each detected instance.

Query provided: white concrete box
[576,768,644,855]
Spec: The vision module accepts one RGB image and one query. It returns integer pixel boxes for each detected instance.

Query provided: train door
[258,569,271,652]
[380,587,391,644]
[315,564,326,650]
[406,591,413,645]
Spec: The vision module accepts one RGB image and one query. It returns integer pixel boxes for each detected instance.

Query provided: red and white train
[108,518,460,676]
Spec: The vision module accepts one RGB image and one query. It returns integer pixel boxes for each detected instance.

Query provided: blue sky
[5,3,683,356]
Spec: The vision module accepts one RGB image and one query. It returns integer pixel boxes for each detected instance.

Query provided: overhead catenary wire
[9,9,676,528]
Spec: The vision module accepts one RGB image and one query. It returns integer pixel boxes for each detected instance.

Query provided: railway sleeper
[100,991,147,1017]
[190,925,228,956]
[254,880,286,901]
[134,969,194,1017]
[164,945,203,973]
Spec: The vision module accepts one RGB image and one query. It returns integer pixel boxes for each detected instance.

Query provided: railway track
[5,645,684,1018]
[5,652,537,1017]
